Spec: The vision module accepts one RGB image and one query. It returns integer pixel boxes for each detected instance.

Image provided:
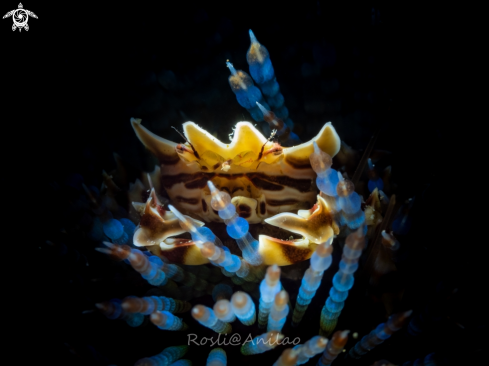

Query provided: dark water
[7,2,478,365]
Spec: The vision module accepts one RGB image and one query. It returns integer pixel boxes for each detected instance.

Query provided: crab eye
[176,144,192,154]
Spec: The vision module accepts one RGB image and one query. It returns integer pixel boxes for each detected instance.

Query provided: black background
[5,1,479,365]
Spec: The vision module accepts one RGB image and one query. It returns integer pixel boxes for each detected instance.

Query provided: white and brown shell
[131,119,341,224]
[131,119,343,265]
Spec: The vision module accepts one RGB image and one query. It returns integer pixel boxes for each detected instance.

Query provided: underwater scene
[27,2,480,366]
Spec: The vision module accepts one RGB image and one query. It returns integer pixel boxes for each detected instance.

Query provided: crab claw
[257,236,317,266]
[147,238,209,265]
[257,195,339,265]
[264,195,339,244]
[133,193,210,264]
[133,190,205,247]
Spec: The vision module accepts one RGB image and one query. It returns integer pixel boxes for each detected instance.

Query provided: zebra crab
[129,118,381,266]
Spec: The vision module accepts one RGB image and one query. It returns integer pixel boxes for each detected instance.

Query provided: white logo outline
[3,3,37,32]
